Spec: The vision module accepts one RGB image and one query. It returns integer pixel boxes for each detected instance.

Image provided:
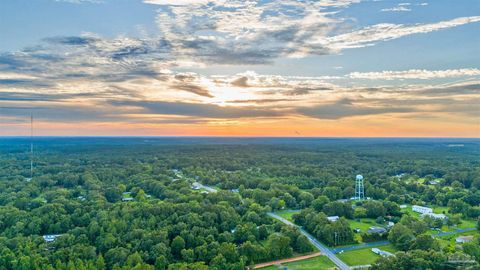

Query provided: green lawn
[377,244,399,253]
[348,218,376,232]
[457,219,477,229]
[337,245,397,266]
[257,256,335,270]
[275,210,300,222]
[283,256,335,270]
[347,218,381,243]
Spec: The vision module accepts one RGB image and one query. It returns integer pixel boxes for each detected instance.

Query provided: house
[327,216,340,222]
[122,197,134,202]
[429,180,440,185]
[422,213,447,220]
[192,182,202,190]
[354,228,361,233]
[368,226,387,234]
[387,221,395,227]
[456,236,474,244]
[412,205,433,214]
[372,248,394,257]
[43,234,63,243]
[400,204,407,209]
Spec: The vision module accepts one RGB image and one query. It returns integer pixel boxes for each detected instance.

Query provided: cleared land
[337,244,397,266]
[256,255,335,270]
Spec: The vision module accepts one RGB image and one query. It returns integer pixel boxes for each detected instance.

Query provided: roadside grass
[275,210,300,222]
[337,247,381,266]
[256,256,335,270]
[281,256,335,270]
[378,244,399,253]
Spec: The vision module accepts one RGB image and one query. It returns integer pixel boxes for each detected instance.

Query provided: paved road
[268,213,351,270]
[432,227,476,237]
[331,241,390,254]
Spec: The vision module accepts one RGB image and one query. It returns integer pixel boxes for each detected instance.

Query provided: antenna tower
[30,114,33,180]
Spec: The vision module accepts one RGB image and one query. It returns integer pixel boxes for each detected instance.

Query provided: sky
[0,0,479,137]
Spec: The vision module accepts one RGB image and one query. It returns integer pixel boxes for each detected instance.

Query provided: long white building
[412,205,433,214]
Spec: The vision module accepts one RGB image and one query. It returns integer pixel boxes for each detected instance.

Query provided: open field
[337,244,397,266]
[256,255,335,270]
[348,218,377,232]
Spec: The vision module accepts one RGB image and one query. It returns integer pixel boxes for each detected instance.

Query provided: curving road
[268,213,351,270]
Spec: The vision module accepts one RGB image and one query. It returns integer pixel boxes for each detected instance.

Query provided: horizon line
[1,135,479,139]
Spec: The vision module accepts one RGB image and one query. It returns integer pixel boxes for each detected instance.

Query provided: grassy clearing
[348,218,376,232]
[337,244,398,266]
[257,256,335,270]
[275,210,300,222]
[337,247,380,266]
[378,244,398,253]
[282,256,335,270]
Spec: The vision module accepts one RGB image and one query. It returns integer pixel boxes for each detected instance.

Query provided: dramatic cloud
[324,16,480,50]
[297,98,414,119]
[1,0,479,136]
[349,68,480,80]
[147,0,480,62]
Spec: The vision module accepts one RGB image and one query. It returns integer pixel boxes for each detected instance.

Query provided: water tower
[355,174,364,200]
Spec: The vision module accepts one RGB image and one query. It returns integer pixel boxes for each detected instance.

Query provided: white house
[43,234,63,243]
[412,205,433,214]
[371,248,394,257]
[399,204,407,209]
[327,216,339,222]
[422,213,447,220]
[456,236,474,244]
[368,227,387,234]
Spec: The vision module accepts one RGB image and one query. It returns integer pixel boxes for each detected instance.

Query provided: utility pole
[28,114,33,181]
[31,114,33,178]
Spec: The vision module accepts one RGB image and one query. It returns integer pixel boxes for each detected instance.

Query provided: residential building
[327,216,339,222]
[368,226,387,234]
[422,213,447,220]
[456,236,474,244]
[43,234,63,243]
[412,205,433,214]
[372,248,394,257]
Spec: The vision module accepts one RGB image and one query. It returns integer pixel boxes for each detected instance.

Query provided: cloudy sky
[1,0,479,137]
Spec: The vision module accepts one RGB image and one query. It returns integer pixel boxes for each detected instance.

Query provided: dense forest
[0,137,479,269]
